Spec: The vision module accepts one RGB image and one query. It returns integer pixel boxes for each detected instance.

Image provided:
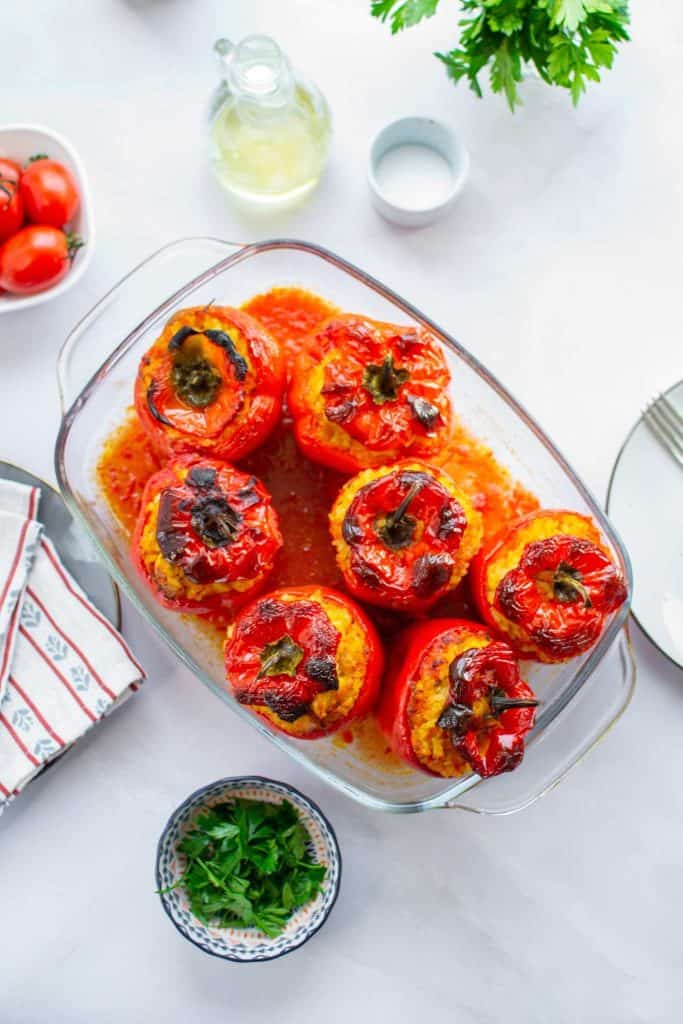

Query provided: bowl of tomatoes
[0,124,93,312]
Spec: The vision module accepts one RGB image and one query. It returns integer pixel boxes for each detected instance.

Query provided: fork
[643,393,683,469]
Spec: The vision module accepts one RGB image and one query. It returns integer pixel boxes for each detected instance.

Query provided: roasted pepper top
[376,619,537,779]
[288,315,454,472]
[473,509,628,662]
[436,641,538,778]
[329,460,483,612]
[224,586,383,739]
[134,305,285,462]
[131,456,282,613]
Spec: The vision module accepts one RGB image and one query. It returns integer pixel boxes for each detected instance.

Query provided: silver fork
[643,393,683,469]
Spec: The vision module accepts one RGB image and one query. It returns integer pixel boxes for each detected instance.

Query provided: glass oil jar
[209,35,332,207]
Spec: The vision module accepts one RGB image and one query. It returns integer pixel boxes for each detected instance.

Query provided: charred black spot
[437,702,473,736]
[146,382,173,426]
[406,394,440,430]
[186,466,217,490]
[156,489,190,562]
[204,329,248,381]
[304,657,339,691]
[351,553,382,588]
[262,692,310,722]
[168,326,198,351]
[236,476,261,509]
[190,495,242,548]
[342,513,363,545]
[412,552,453,597]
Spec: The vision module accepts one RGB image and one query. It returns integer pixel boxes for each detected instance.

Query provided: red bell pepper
[376,618,537,779]
[471,509,628,662]
[329,460,483,613]
[224,585,383,739]
[288,314,454,473]
[131,456,282,615]
[134,305,285,463]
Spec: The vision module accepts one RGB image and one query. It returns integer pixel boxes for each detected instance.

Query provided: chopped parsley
[162,799,327,938]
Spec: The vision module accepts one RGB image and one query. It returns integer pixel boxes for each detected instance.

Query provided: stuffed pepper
[224,585,383,739]
[135,305,285,462]
[329,460,483,613]
[288,314,454,473]
[471,509,628,663]
[131,456,282,615]
[376,619,538,779]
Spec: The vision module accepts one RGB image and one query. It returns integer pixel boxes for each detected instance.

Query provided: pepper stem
[553,562,592,608]
[386,481,422,531]
[376,480,423,550]
[257,634,304,680]
[490,691,539,716]
[362,352,410,405]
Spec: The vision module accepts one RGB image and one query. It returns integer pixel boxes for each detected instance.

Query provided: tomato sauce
[242,287,338,363]
[96,287,538,767]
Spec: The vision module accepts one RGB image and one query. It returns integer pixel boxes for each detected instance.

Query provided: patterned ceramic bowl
[156,776,342,962]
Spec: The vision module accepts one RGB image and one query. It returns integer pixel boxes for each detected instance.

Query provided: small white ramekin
[368,116,469,228]
[0,124,94,314]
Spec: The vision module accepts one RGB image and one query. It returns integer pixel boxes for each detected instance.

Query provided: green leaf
[165,797,327,939]
[206,822,240,841]
[548,0,613,32]
[374,0,630,109]
[371,0,440,34]
[490,39,522,111]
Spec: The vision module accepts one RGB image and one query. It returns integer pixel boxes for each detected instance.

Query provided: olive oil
[209,36,332,207]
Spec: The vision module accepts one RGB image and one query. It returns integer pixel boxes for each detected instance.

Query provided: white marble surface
[1,1,682,1021]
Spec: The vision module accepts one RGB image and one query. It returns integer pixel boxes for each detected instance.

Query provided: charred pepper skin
[438,642,537,778]
[329,460,483,613]
[134,305,286,463]
[288,314,455,472]
[224,585,384,739]
[471,509,628,663]
[131,456,282,615]
[376,619,537,779]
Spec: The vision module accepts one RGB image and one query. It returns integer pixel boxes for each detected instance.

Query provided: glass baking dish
[54,237,635,814]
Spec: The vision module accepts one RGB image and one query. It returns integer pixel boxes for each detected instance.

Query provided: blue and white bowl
[156,776,342,962]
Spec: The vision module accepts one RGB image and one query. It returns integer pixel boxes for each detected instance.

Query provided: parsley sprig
[371,0,630,110]
[163,799,327,938]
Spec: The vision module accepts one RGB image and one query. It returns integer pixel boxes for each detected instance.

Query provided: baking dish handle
[57,236,246,414]
[441,624,636,815]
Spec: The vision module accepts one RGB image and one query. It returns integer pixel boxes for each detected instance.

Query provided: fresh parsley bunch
[371,0,630,110]
[166,799,327,938]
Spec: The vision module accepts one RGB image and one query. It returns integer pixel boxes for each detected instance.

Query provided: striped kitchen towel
[0,481,145,811]
[0,481,42,704]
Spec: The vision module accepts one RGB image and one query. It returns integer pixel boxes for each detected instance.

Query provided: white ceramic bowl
[0,124,94,313]
[368,116,469,228]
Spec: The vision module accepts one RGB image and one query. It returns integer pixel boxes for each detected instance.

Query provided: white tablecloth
[1,2,681,1021]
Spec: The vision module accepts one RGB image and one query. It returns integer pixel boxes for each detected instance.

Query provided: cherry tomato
[0,226,83,295]
[0,158,22,184]
[20,157,80,227]
[0,178,23,242]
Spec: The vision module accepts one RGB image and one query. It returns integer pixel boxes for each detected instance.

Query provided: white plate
[607,380,683,669]
[0,124,94,313]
